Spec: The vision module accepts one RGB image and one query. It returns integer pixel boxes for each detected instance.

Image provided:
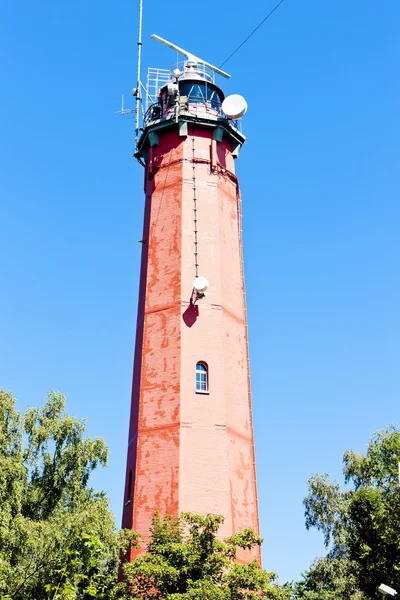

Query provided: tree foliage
[295,426,400,599]
[123,512,289,600]
[0,389,288,600]
[0,389,131,599]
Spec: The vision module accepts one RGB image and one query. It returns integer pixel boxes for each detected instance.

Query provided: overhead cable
[219,0,285,68]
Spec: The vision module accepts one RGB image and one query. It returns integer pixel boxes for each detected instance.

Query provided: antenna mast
[135,0,143,147]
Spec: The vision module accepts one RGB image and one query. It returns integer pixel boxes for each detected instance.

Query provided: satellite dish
[222,94,248,119]
[193,276,209,293]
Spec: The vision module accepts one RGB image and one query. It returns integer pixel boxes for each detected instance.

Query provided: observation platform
[135,62,246,162]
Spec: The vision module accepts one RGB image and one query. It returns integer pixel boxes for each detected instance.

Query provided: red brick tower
[122,43,260,562]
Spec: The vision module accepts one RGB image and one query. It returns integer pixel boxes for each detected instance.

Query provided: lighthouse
[122,34,260,563]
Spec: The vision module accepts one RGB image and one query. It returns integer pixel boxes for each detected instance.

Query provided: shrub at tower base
[0,389,288,600]
[122,512,290,600]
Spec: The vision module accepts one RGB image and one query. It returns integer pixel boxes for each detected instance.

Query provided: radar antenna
[151,34,231,79]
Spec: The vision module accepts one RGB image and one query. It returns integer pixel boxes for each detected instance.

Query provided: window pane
[179,83,222,109]
[196,363,208,391]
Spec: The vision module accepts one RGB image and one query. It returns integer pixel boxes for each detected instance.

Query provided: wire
[219,0,285,68]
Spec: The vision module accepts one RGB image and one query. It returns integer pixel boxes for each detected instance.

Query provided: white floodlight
[378,584,398,596]
[151,34,231,79]
[191,276,209,305]
[193,276,209,293]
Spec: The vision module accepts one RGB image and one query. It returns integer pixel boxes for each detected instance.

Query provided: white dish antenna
[193,276,209,293]
[222,94,248,119]
[152,34,230,79]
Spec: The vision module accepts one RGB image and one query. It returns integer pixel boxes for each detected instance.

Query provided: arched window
[196,362,208,392]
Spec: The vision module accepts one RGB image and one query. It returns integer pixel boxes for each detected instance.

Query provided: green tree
[296,426,400,599]
[0,389,288,599]
[123,512,290,600]
[0,389,132,599]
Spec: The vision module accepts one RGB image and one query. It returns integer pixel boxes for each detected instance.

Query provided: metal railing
[144,99,242,132]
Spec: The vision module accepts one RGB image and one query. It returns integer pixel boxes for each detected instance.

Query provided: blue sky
[1,0,399,583]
